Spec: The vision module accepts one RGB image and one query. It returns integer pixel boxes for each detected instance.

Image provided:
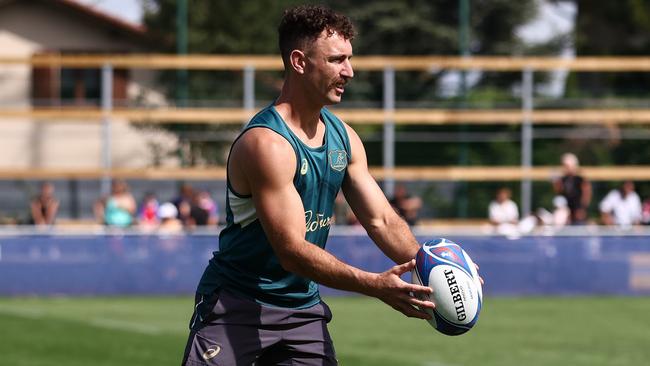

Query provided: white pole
[383,66,396,197]
[101,63,113,196]
[243,65,255,125]
[521,68,534,216]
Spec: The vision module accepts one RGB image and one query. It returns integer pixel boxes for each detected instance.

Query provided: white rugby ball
[411,238,482,335]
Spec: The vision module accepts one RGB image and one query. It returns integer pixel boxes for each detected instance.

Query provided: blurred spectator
[537,196,570,229]
[488,187,519,226]
[551,196,571,228]
[172,183,194,224]
[29,182,59,226]
[188,194,208,227]
[389,184,422,226]
[157,202,184,233]
[138,192,160,229]
[488,187,532,237]
[553,153,591,224]
[94,179,136,228]
[195,190,219,226]
[599,181,642,227]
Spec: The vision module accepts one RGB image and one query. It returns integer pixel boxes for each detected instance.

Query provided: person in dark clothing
[553,153,591,224]
[389,184,422,226]
[29,182,59,226]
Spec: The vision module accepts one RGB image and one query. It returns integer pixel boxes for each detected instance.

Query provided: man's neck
[274,82,323,137]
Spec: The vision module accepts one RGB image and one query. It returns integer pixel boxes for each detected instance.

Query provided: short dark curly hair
[278,5,355,69]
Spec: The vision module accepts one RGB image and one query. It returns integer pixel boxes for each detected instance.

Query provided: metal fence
[3,55,650,214]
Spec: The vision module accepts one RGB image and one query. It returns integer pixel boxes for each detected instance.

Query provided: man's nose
[341,59,354,79]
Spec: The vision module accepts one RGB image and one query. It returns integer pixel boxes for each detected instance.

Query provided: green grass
[0,296,649,366]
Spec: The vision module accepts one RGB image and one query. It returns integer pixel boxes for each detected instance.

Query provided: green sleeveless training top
[197,105,351,309]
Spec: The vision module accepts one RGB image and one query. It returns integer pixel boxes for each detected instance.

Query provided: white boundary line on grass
[422,362,458,366]
[0,306,162,335]
[88,318,162,335]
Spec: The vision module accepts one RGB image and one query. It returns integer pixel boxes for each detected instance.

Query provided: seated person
[488,187,537,237]
[29,182,59,226]
[138,192,160,229]
[488,187,519,226]
[157,202,184,233]
[389,184,422,226]
[599,180,642,227]
[94,179,136,228]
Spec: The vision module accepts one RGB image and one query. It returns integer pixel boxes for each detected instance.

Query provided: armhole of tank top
[324,108,352,162]
[226,125,301,198]
[342,122,352,162]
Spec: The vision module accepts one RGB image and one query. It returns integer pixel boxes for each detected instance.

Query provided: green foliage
[330,0,539,102]
[573,0,650,95]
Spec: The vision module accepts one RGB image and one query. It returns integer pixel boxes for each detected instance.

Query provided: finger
[479,276,485,285]
[405,283,433,295]
[397,291,435,310]
[392,259,416,275]
[474,262,480,271]
[407,296,435,310]
[398,303,432,320]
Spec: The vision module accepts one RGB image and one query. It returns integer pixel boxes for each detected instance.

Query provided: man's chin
[325,94,343,105]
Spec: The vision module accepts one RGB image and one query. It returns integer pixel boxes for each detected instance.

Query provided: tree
[572,0,650,96]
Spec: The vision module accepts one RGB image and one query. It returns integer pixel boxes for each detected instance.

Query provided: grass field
[1,296,649,366]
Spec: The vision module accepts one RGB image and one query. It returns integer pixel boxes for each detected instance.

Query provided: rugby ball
[412,238,482,335]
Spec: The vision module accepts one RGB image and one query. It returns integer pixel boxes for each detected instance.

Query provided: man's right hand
[369,259,435,320]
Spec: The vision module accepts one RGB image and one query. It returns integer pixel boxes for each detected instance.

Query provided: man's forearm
[279,240,379,297]
[365,212,420,264]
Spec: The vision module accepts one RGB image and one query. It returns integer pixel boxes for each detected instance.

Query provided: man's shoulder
[601,190,620,204]
[235,127,292,155]
[249,105,276,123]
[230,127,297,186]
[628,192,642,203]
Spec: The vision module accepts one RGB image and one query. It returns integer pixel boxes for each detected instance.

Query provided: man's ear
[289,50,307,75]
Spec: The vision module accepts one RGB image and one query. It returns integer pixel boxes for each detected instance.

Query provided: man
[182,6,439,365]
[599,180,642,227]
[29,181,59,226]
[553,153,591,224]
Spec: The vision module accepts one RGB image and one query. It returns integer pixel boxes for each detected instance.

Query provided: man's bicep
[236,130,306,252]
[252,181,307,251]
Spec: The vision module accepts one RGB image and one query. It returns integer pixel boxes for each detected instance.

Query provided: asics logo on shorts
[202,345,221,360]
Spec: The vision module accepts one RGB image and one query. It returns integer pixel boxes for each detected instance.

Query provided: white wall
[0,2,177,169]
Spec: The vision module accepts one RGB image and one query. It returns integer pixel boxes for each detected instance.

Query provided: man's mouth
[334,82,346,94]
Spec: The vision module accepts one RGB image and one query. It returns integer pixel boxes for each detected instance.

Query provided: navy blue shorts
[181,289,337,365]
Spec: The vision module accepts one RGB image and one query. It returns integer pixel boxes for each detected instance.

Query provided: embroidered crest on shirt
[328,150,347,172]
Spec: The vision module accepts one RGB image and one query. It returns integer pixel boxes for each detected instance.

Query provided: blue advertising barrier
[0,231,649,296]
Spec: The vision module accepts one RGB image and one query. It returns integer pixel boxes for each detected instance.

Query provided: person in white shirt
[489,187,519,225]
[600,180,642,227]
